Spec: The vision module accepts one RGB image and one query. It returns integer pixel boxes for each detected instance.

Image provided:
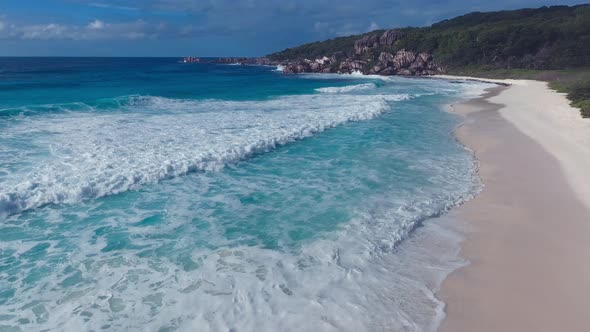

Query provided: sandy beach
[438,78,590,331]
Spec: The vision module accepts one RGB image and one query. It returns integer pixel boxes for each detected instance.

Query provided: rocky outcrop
[281,49,443,76]
[354,29,404,54]
[279,27,443,77]
[182,57,201,63]
[371,50,443,75]
[354,34,381,55]
[185,28,444,77]
[379,30,404,47]
[182,57,275,66]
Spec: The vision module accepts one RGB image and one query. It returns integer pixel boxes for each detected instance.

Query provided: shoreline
[437,78,590,331]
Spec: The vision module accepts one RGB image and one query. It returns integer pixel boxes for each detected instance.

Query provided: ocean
[0,57,491,331]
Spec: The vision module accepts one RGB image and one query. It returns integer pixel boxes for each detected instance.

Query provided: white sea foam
[0,76,492,332]
[0,93,393,217]
[0,176,474,332]
[315,83,377,93]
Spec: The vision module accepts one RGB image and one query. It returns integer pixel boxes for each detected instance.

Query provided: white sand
[435,78,590,332]
[438,76,590,210]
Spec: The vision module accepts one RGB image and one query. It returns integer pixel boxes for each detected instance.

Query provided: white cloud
[88,19,105,30]
[0,18,197,41]
[88,2,139,11]
[21,23,67,40]
[368,22,379,31]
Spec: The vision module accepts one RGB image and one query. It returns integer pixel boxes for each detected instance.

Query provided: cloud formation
[0,18,196,40]
[1,0,583,56]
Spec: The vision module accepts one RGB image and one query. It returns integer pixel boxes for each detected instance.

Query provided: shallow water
[0,58,490,331]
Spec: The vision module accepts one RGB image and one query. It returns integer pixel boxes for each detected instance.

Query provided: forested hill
[268,4,590,70]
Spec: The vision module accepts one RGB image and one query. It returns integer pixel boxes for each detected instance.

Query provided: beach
[438,78,590,331]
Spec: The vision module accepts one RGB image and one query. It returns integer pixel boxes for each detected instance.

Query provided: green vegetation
[550,77,590,118]
[268,34,371,61]
[268,4,590,117]
[414,5,590,69]
[270,5,590,70]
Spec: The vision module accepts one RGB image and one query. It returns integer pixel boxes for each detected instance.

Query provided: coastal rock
[354,29,404,54]
[279,41,442,76]
[339,61,351,71]
[397,69,413,76]
[369,65,383,74]
[354,34,381,54]
[331,51,346,63]
[315,56,331,65]
[393,50,417,69]
[380,67,396,75]
[410,55,427,71]
[283,61,312,74]
[378,52,395,67]
[427,61,444,73]
[417,52,432,63]
[350,60,366,70]
[183,57,275,66]
[379,30,404,46]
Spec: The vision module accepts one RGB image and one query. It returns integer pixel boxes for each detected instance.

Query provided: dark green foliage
[268,4,590,117]
[551,79,590,118]
[268,4,590,70]
[268,33,379,61]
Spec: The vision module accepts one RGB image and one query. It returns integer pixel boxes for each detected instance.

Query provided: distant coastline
[183,4,589,117]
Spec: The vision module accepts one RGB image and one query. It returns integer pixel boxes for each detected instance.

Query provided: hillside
[269,4,590,70]
[268,4,590,117]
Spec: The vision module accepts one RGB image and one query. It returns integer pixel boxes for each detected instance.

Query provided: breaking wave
[0,93,398,217]
[315,83,377,93]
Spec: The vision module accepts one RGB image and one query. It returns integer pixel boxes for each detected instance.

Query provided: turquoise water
[0,58,489,331]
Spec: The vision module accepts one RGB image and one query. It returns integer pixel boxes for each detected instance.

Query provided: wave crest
[315,83,377,93]
[0,93,397,216]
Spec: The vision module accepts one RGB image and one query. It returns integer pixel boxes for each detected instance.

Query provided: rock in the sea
[397,69,413,76]
[380,67,396,75]
[350,60,366,70]
[282,61,313,74]
[369,65,383,74]
[339,61,351,71]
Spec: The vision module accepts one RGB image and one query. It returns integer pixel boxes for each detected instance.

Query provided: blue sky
[0,0,583,56]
